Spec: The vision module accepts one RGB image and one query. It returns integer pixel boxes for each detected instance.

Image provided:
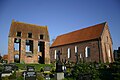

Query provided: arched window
[85,47,90,57]
[55,50,57,59]
[68,48,71,58]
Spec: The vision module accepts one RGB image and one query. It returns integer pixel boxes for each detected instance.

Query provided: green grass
[16,63,54,71]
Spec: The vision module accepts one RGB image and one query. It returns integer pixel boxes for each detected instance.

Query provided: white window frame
[26,45,31,52]
[55,50,57,59]
[108,49,111,58]
[75,46,77,53]
[68,48,71,58]
[14,43,19,51]
[80,53,82,58]
[38,46,40,52]
[85,47,90,57]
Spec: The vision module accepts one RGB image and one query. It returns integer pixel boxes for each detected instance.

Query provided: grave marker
[27,66,35,71]
[3,64,12,73]
[25,66,36,80]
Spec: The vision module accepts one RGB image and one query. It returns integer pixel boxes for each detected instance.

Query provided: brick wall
[8,37,50,64]
[50,40,101,63]
[8,37,14,63]
[100,24,114,63]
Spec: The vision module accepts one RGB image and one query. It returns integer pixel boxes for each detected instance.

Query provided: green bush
[51,67,56,74]
[62,78,74,80]
[16,76,24,80]
[37,75,44,80]
[9,71,16,79]
[72,62,100,80]
[2,76,9,80]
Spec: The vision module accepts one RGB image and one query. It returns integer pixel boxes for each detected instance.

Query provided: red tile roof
[51,22,106,47]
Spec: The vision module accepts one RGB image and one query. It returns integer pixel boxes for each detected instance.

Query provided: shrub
[16,76,24,80]
[72,62,100,80]
[2,76,9,80]
[62,78,74,80]
[9,71,16,79]
[37,75,44,80]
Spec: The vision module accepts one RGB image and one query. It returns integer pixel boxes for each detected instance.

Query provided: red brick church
[50,22,114,63]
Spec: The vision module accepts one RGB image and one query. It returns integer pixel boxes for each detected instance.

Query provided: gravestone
[25,66,36,80]
[56,50,64,80]
[27,66,35,71]
[44,66,51,71]
[3,64,12,73]
[9,63,18,70]
[25,71,36,80]
[56,50,63,72]
[1,64,13,77]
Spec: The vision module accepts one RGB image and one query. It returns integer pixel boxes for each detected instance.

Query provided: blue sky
[0,0,120,56]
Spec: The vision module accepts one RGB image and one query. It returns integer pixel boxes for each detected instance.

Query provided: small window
[75,46,78,53]
[26,45,30,52]
[14,43,19,51]
[17,32,21,37]
[28,32,32,38]
[40,34,44,39]
[68,48,71,58]
[108,49,111,57]
[38,41,40,52]
[55,50,57,59]
[85,47,90,57]
[80,53,82,58]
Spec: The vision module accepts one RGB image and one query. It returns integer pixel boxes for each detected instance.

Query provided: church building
[50,22,114,63]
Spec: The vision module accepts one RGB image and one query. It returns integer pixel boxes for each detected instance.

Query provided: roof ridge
[51,22,106,47]
[57,22,106,37]
[13,21,47,28]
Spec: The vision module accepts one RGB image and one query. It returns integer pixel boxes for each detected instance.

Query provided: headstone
[9,63,18,70]
[25,71,36,80]
[1,64,12,77]
[25,66,36,80]
[56,62,63,72]
[56,50,64,80]
[56,51,63,72]
[3,64,12,73]
[57,73,64,80]
[27,66,35,71]
[44,66,51,71]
